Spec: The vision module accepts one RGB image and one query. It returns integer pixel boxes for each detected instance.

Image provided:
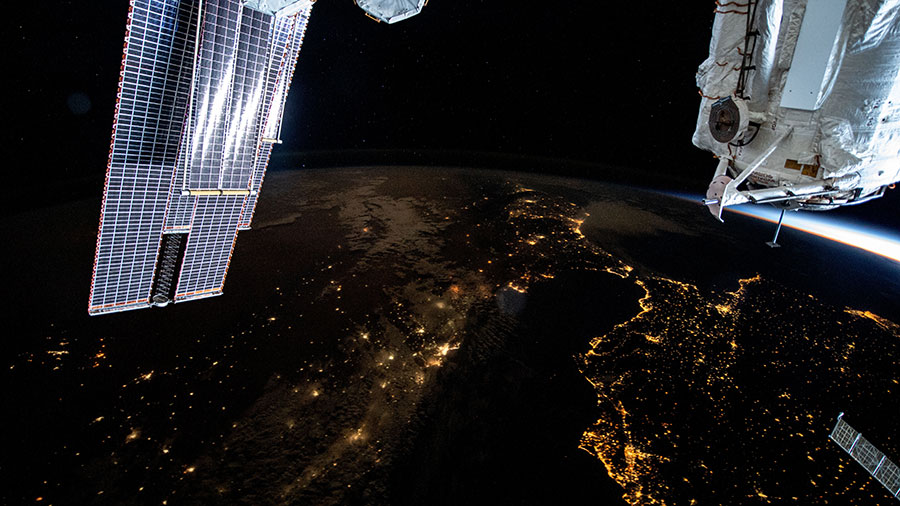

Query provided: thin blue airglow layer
[657,191,900,263]
[727,205,900,262]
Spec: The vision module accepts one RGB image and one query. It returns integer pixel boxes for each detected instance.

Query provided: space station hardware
[354,0,427,23]
[89,0,427,315]
[88,0,314,315]
[829,413,900,500]
[694,0,900,219]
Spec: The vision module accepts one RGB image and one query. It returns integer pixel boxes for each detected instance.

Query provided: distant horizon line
[17,150,700,215]
[271,148,699,185]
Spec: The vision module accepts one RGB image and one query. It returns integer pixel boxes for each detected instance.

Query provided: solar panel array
[830,413,900,500]
[89,0,198,314]
[175,196,245,300]
[185,0,241,190]
[163,115,196,233]
[220,8,272,189]
[90,0,314,315]
[241,11,310,228]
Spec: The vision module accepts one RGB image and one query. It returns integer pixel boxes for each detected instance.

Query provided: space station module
[694,0,900,219]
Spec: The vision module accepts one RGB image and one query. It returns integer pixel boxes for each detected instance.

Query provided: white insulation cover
[243,0,312,16]
[693,0,900,194]
[356,0,427,23]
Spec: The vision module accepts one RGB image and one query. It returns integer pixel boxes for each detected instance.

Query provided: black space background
[7,0,898,228]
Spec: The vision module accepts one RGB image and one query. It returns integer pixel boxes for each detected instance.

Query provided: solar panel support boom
[180,189,256,196]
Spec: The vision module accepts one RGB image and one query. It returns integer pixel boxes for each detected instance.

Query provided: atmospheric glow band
[726,204,900,263]
[660,191,900,263]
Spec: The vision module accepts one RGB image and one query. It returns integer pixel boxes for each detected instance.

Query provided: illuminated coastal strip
[660,191,900,263]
